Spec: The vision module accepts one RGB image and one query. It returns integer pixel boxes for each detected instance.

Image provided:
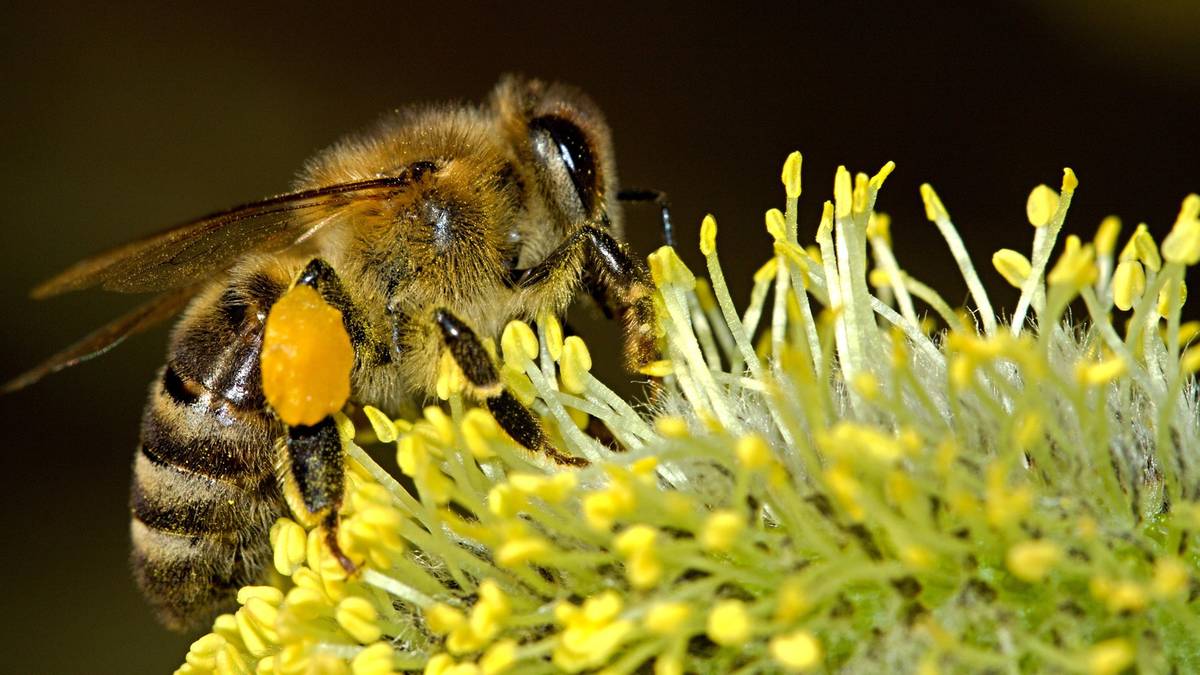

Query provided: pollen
[260,283,354,426]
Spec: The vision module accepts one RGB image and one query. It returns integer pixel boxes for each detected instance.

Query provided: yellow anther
[425,603,466,636]
[496,535,549,567]
[736,434,772,469]
[423,406,456,445]
[919,183,948,222]
[1158,279,1187,316]
[1025,184,1059,227]
[1087,639,1135,675]
[1095,215,1121,257]
[707,599,752,646]
[644,602,691,635]
[866,211,891,244]
[1076,356,1127,387]
[560,336,593,394]
[352,642,396,675]
[648,245,695,288]
[655,415,690,438]
[238,585,284,608]
[1006,540,1061,582]
[501,321,539,366]
[460,408,500,460]
[853,172,869,214]
[870,161,896,190]
[765,208,787,241]
[500,363,537,406]
[1046,235,1097,288]
[1061,167,1078,193]
[699,214,718,256]
[1111,260,1145,311]
[540,314,564,361]
[637,359,673,377]
[336,597,382,644]
[867,268,892,289]
[834,166,853,218]
[614,524,657,556]
[1127,224,1162,271]
[770,630,822,672]
[1152,557,1189,598]
[480,640,517,675]
[701,509,744,552]
[781,151,802,199]
[269,518,308,576]
[1163,202,1200,266]
[436,350,466,400]
[487,483,523,517]
[1181,344,1200,374]
[261,284,354,427]
[630,456,659,480]
[992,249,1032,288]
[753,257,779,284]
[852,371,880,401]
[362,406,398,443]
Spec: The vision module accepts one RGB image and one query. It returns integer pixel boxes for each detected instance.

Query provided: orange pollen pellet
[260,284,354,427]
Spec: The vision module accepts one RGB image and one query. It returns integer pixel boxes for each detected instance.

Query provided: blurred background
[2,1,1198,671]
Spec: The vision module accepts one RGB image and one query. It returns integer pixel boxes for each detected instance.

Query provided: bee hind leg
[280,417,357,573]
[433,308,587,467]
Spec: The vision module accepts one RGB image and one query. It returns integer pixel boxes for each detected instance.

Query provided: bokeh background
[2,2,1198,672]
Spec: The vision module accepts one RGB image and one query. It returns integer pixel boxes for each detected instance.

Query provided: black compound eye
[530,115,597,214]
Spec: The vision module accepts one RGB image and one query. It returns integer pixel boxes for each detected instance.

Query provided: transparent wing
[3,285,200,393]
[32,176,415,298]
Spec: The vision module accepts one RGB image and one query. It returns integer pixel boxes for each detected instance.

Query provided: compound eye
[530,115,597,214]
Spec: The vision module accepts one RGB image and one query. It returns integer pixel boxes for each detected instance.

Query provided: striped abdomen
[130,281,287,630]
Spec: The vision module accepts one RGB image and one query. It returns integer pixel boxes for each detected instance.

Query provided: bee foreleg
[576,228,660,373]
[279,416,356,572]
[433,308,587,466]
[617,188,675,248]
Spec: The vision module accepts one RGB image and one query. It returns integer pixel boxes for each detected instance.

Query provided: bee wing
[32,176,414,298]
[2,284,201,393]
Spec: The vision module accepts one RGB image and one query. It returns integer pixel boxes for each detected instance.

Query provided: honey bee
[6,76,671,630]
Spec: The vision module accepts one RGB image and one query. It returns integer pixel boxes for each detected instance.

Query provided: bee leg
[295,258,390,365]
[433,308,587,467]
[577,227,660,373]
[282,417,357,572]
[513,225,659,372]
[618,188,675,248]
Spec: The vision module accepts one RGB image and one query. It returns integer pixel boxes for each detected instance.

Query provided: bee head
[492,76,621,235]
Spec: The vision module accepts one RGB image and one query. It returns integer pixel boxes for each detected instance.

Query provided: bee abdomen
[131,282,288,630]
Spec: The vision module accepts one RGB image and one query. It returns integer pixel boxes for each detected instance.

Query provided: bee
[6,75,672,630]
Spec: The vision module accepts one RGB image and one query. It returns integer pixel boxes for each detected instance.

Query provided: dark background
[2,2,1198,672]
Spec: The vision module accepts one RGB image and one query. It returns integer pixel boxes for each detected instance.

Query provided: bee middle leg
[433,308,587,467]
